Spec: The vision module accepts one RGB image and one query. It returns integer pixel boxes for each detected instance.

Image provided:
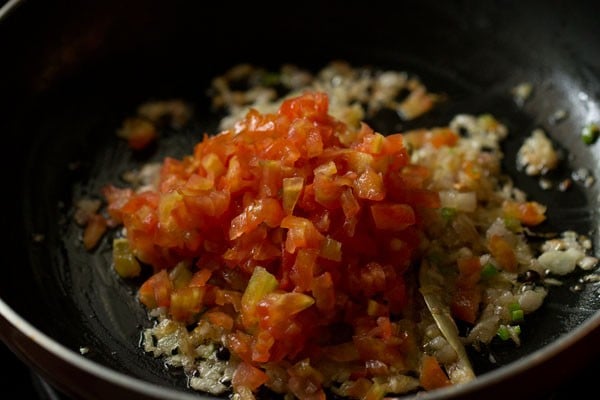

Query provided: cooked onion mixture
[79,62,597,400]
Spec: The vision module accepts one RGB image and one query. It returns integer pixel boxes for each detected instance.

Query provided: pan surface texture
[0,1,599,399]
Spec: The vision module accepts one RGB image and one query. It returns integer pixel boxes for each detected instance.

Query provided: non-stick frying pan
[1,0,599,399]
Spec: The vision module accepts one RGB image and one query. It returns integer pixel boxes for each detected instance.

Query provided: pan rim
[0,0,23,20]
[0,298,203,400]
[1,295,599,399]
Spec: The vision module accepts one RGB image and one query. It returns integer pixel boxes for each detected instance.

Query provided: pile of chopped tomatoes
[102,91,445,399]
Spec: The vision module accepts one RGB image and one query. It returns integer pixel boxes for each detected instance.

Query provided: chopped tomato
[456,256,482,287]
[488,234,518,272]
[202,309,234,331]
[370,203,416,231]
[256,292,315,336]
[502,200,547,226]
[451,287,482,324]
[82,213,107,251]
[279,91,329,121]
[287,359,326,400]
[229,198,284,240]
[403,128,458,149]
[138,269,172,309]
[282,177,304,215]
[102,91,443,399]
[101,185,133,223]
[240,266,278,330]
[354,166,385,201]
[451,257,482,324]
[280,215,325,253]
[290,248,318,292]
[429,128,459,148]
[420,355,452,390]
[170,286,204,321]
[232,361,269,392]
[353,333,409,370]
[117,117,158,150]
[310,272,335,313]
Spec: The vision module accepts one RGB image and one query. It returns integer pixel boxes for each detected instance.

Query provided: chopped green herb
[508,302,521,312]
[504,216,522,232]
[441,207,457,221]
[498,324,522,342]
[581,123,599,145]
[511,309,524,322]
[427,250,443,265]
[261,72,281,86]
[481,263,499,278]
[497,325,510,341]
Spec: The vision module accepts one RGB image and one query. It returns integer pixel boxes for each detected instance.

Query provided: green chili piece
[581,123,599,145]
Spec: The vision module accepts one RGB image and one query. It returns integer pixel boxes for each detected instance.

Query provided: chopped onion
[538,248,585,275]
[439,191,477,212]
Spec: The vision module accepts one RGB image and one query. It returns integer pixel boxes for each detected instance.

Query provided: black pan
[1,0,599,399]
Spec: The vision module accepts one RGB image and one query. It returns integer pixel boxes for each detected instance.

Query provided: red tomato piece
[420,355,452,390]
[370,203,416,231]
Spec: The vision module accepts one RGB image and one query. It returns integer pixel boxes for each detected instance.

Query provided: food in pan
[78,62,598,400]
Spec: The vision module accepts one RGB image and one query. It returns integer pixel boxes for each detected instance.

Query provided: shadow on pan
[0,0,599,399]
